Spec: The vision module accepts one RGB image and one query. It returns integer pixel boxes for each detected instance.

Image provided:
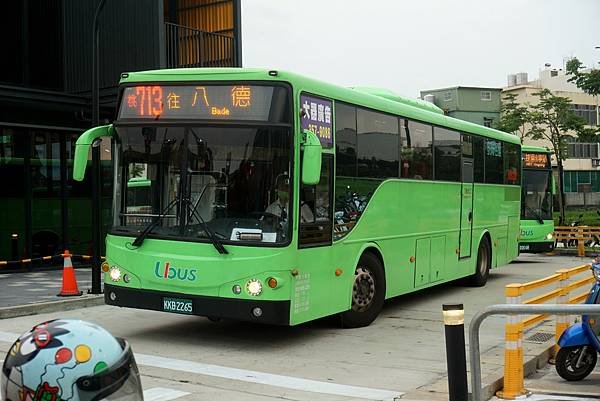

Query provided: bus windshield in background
[114,126,293,245]
[521,169,552,220]
[118,84,290,122]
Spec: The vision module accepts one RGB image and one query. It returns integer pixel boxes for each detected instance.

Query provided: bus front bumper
[519,241,554,253]
[104,284,291,325]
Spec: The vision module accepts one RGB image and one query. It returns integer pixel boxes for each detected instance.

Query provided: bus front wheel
[341,252,385,328]
[468,239,491,287]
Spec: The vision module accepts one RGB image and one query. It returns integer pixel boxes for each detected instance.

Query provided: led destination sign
[118,85,287,121]
[523,152,550,169]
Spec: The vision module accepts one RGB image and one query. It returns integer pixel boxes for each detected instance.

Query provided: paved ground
[520,364,600,400]
[0,268,95,307]
[0,253,596,400]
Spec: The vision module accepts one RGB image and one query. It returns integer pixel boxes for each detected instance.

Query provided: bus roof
[522,145,551,154]
[120,68,521,145]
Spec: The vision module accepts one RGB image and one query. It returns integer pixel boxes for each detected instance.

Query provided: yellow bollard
[577,227,585,257]
[497,284,527,399]
[554,269,570,357]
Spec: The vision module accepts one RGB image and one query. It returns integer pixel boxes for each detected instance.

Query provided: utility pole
[91,0,107,295]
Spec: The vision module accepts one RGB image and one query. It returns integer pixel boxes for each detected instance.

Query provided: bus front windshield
[114,126,293,245]
[521,169,552,221]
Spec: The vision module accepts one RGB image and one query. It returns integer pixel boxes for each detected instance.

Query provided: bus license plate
[519,245,529,251]
[163,297,193,314]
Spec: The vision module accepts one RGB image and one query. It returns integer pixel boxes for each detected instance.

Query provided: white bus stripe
[143,387,190,401]
[0,331,403,400]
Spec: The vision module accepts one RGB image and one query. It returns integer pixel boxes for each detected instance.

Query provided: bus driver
[266,176,314,224]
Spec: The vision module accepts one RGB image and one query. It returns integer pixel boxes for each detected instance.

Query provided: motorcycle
[555,257,600,381]
[564,214,584,248]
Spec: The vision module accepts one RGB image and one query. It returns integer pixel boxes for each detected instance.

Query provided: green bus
[73,68,521,327]
[519,146,554,253]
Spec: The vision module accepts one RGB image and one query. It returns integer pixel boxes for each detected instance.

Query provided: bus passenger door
[293,156,333,324]
[460,158,474,258]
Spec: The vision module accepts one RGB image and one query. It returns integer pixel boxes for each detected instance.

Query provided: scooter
[555,258,600,381]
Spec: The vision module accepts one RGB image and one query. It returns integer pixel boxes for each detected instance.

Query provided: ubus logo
[520,229,534,237]
[154,261,197,282]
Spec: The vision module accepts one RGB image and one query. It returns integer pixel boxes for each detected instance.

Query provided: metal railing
[469,304,600,401]
[499,263,594,398]
[554,225,600,256]
[165,22,237,68]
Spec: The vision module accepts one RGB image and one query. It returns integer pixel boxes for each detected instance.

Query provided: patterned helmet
[1,319,143,401]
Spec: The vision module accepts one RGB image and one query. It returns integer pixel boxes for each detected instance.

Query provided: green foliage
[525,89,589,225]
[526,89,587,160]
[129,164,145,178]
[566,57,600,97]
[494,93,528,141]
[553,209,600,226]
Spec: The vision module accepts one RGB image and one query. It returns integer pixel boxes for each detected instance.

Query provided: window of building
[481,91,492,101]
[357,108,399,178]
[568,143,600,159]
[0,128,27,197]
[484,139,503,184]
[444,91,452,101]
[434,127,461,182]
[334,103,357,177]
[504,143,521,185]
[483,117,493,128]
[401,120,433,180]
[572,104,598,126]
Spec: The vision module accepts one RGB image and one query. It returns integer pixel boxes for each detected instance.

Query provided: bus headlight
[109,267,122,282]
[546,233,553,240]
[246,279,263,296]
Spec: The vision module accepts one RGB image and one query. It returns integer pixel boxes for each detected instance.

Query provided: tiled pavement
[0,269,97,307]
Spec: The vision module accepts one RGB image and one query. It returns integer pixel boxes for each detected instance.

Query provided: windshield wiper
[183,198,228,254]
[526,206,545,224]
[131,197,179,248]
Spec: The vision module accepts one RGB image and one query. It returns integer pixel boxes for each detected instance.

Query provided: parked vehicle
[555,258,600,381]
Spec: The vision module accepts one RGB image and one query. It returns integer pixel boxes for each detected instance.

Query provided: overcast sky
[241,0,600,98]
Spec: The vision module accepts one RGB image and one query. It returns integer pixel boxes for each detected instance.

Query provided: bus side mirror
[551,175,557,195]
[301,130,322,185]
[73,124,115,181]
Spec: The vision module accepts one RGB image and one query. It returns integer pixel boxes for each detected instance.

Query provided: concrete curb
[0,295,104,319]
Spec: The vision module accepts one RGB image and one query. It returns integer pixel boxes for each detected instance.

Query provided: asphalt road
[0,253,592,401]
[0,269,95,307]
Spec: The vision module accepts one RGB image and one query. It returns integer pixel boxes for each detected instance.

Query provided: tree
[566,57,600,96]
[526,89,587,225]
[494,93,529,141]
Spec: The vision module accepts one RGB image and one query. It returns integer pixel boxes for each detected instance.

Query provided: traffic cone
[57,250,82,297]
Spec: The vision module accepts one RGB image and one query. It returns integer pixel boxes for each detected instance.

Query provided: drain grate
[525,332,555,343]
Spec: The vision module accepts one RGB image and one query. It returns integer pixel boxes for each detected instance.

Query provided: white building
[503,67,599,205]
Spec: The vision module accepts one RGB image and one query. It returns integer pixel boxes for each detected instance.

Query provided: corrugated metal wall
[63,0,163,94]
[163,0,237,67]
[176,0,234,35]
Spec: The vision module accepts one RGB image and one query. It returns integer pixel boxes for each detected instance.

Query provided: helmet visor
[76,339,143,401]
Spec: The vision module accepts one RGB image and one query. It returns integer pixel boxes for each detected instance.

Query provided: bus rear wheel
[468,239,491,287]
[341,252,385,328]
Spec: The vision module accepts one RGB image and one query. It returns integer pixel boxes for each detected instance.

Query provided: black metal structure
[0,0,242,267]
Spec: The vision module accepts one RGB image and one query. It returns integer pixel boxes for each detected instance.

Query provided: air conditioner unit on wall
[592,158,600,167]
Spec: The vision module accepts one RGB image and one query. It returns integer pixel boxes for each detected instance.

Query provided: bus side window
[299,156,332,248]
[401,120,433,180]
[472,135,485,183]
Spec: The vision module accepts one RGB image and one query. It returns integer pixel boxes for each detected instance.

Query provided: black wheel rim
[564,347,595,375]
[351,266,376,312]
